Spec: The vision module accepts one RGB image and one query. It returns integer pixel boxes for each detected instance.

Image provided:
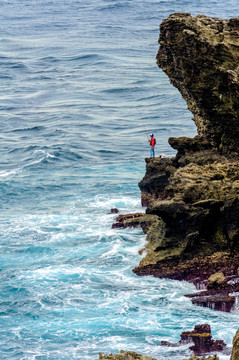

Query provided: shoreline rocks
[161,324,226,356]
[99,351,157,360]
[108,12,239,360]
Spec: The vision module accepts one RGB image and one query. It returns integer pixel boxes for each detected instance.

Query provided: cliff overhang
[134,13,239,308]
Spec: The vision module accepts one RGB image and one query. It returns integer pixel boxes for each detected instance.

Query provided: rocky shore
[100,320,239,359]
[110,12,239,360]
[113,12,239,312]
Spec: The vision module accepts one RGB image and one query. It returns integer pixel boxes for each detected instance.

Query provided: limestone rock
[112,213,157,233]
[207,272,226,289]
[99,350,157,360]
[157,13,239,155]
[133,14,239,301]
[183,355,219,360]
[230,329,239,360]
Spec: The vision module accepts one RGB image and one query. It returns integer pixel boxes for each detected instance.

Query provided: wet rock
[185,271,239,312]
[191,294,235,312]
[99,350,157,360]
[112,213,158,234]
[183,324,225,355]
[112,213,145,229]
[160,340,179,347]
[161,324,226,356]
[183,355,219,360]
[110,208,119,214]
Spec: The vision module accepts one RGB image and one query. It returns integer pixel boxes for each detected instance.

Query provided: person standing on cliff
[149,133,156,158]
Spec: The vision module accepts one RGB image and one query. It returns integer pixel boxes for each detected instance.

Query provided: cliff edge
[157,13,239,155]
[133,14,239,290]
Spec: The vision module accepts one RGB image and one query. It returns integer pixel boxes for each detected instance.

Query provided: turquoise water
[0,1,239,359]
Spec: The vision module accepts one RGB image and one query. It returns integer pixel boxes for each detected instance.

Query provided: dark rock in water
[191,294,235,312]
[110,208,119,214]
[182,324,226,355]
[185,272,239,312]
[160,340,179,347]
[161,324,226,356]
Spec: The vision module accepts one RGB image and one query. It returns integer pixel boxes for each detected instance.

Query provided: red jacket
[150,137,156,147]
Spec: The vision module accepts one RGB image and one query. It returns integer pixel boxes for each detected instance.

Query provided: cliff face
[134,14,239,286]
[230,329,239,360]
[105,14,239,360]
[157,13,239,155]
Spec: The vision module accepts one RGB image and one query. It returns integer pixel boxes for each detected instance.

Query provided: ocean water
[0,1,239,359]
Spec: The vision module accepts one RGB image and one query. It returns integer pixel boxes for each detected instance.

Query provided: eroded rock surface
[230,329,239,360]
[183,356,219,360]
[161,324,226,356]
[132,14,239,301]
[99,350,157,360]
[157,13,239,155]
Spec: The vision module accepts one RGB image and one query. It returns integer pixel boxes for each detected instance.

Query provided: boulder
[207,272,226,289]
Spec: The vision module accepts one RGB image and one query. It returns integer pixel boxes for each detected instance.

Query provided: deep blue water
[0,1,239,359]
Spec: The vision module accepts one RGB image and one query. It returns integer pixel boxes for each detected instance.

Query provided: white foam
[20,265,86,280]
[101,239,121,258]
[92,194,142,212]
[0,167,21,178]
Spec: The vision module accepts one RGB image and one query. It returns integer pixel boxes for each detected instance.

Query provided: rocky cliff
[108,13,239,360]
[230,329,239,360]
[157,13,239,156]
[132,14,239,293]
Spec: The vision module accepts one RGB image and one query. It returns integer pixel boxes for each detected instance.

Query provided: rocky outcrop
[161,324,226,356]
[99,351,157,360]
[183,356,219,360]
[106,14,239,360]
[100,353,219,360]
[230,329,239,360]
[112,213,150,230]
[131,14,239,304]
[100,327,239,360]
[157,13,239,156]
[180,324,226,355]
[207,273,227,289]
